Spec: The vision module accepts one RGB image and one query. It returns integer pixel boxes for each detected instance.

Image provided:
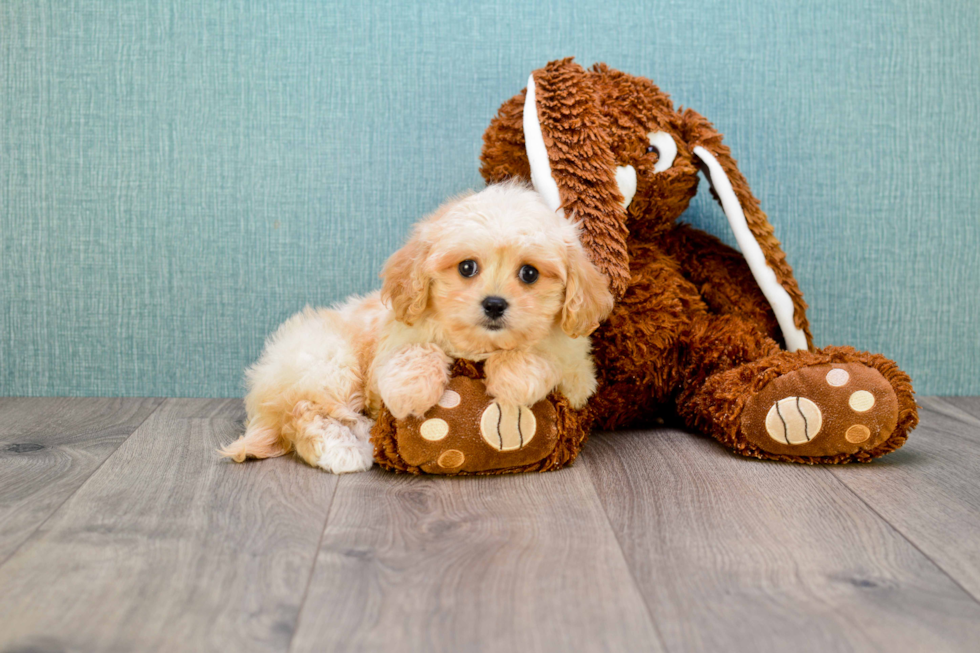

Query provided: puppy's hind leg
[224,306,376,473]
[290,402,374,474]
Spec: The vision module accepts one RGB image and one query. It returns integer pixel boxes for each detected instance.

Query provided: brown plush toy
[373,58,918,474]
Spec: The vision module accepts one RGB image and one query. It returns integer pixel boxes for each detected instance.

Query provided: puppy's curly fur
[220,183,613,473]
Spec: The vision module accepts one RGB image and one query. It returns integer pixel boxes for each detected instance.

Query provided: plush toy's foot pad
[393,376,560,474]
[741,363,899,458]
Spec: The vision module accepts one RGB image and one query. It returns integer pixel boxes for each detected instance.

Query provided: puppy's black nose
[482,296,508,319]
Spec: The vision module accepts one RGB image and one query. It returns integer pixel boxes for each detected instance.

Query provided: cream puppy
[220,183,613,473]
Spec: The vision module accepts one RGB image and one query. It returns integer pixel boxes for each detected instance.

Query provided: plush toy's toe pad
[742,363,899,458]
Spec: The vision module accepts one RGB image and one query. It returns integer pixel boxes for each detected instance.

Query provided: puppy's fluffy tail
[218,421,289,462]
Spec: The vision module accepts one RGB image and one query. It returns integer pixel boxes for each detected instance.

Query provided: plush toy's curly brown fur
[372,58,917,472]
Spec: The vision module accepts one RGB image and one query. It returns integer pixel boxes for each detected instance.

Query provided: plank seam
[827,468,980,606]
[0,397,166,571]
[579,447,672,653]
[286,468,342,653]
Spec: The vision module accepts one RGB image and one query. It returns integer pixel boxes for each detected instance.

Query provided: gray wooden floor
[1,397,979,653]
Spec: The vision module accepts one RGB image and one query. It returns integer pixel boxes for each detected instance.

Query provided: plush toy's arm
[662,223,781,341]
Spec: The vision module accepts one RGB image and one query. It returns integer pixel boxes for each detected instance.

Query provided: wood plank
[584,427,980,653]
[0,398,337,653]
[830,396,980,599]
[944,396,980,422]
[0,397,162,563]
[920,396,980,438]
[290,465,664,653]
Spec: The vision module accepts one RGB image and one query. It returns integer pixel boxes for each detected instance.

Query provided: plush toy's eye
[518,264,539,284]
[458,260,479,278]
[646,131,677,173]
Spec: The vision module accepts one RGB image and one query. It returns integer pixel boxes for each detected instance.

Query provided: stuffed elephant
[373,58,917,473]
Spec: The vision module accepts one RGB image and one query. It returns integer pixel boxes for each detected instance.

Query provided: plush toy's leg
[675,322,917,463]
[372,361,591,475]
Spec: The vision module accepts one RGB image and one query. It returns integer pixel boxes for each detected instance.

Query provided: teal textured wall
[1,0,978,397]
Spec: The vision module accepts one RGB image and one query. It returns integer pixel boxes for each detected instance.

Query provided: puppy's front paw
[378,344,452,419]
[485,351,561,407]
[384,383,448,420]
[558,359,599,409]
[559,372,598,409]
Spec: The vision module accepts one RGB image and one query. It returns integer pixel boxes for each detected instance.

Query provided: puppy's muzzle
[481,296,508,329]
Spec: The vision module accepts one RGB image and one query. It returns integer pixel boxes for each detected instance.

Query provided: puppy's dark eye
[458,259,478,278]
[646,145,657,154]
[518,264,539,284]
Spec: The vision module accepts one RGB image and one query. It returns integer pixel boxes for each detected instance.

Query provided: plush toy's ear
[521,58,631,300]
[380,229,431,326]
[683,109,813,351]
[562,241,616,338]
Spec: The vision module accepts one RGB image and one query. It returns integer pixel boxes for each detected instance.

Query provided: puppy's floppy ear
[562,242,615,338]
[380,229,432,326]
